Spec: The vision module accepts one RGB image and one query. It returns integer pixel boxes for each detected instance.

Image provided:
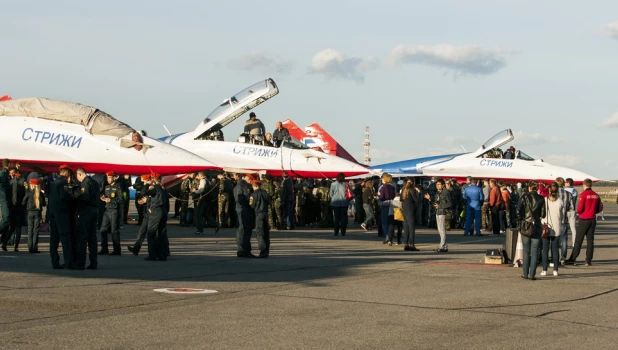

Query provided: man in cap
[233,173,254,258]
[142,173,169,261]
[99,170,124,255]
[48,164,76,269]
[74,168,100,270]
[128,174,151,255]
[251,179,270,258]
[244,112,265,143]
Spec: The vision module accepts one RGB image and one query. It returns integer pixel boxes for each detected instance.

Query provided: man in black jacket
[234,173,254,258]
[272,122,290,147]
[251,180,270,258]
[425,179,451,252]
[48,164,75,269]
[75,168,100,270]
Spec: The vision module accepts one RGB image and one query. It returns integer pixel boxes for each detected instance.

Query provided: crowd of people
[0,155,607,277]
[203,112,291,148]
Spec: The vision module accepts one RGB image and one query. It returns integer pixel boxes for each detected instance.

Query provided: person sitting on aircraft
[264,133,274,147]
[244,112,265,143]
[272,121,290,147]
[208,129,224,141]
[504,146,515,159]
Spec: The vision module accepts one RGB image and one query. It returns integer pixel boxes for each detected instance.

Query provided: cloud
[512,131,565,146]
[308,48,379,83]
[602,112,618,127]
[226,52,294,74]
[602,21,618,40]
[542,155,581,167]
[389,44,510,76]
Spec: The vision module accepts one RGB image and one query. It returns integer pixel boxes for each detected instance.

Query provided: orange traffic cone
[513,232,524,267]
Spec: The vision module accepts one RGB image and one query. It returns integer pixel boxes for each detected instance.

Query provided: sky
[1,0,617,179]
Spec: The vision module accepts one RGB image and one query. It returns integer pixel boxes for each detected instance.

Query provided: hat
[245,174,255,181]
[249,112,256,118]
[59,164,71,171]
[150,172,161,179]
[29,178,39,185]
[451,178,457,182]
[466,176,473,181]
[251,180,261,185]
[105,170,117,177]
[141,174,151,181]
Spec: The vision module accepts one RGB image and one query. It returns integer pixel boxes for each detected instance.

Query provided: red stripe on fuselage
[12,159,216,175]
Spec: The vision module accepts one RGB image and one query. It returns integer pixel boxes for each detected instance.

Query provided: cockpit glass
[202,81,270,123]
[481,129,513,150]
[282,137,310,150]
[517,151,535,161]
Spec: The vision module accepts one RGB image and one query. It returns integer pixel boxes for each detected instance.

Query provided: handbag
[542,198,551,239]
[518,195,533,237]
[394,207,404,221]
[345,185,354,201]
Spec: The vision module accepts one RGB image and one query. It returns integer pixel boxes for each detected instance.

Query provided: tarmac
[0,203,617,349]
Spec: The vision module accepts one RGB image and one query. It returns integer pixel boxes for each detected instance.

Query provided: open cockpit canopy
[193,79,279,140]
[0,97,134,138]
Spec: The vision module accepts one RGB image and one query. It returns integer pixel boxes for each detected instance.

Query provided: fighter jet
[159,79,369,178]
[0,97,217,175]
[371,129,598,185]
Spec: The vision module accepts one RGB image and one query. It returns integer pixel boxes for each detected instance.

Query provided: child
[22,178,46,253]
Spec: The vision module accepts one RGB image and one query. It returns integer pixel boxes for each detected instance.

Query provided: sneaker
[387,242,392,246]
[360,223,367,230]
[553,270,559,276]
[549,263,554,268]
[540,271,547,276]
[584,261,591,267]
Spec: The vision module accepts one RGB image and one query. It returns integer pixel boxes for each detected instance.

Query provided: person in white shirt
[541,182,564,277]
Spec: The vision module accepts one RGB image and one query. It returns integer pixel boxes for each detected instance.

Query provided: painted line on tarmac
[153,288,218,294]
[422,261,510,268]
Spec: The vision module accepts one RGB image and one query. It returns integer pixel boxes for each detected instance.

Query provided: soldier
[317,179,333,228]
[0,159,10,241]
[179,173,194,227]
[133,174,145,226]
[217,171,233,229]
[233,173,254,258]
[272,178,283,230]
[251,180,270,258]
[119,174,131,224]
[128,174,151,256]
[74,168,100,270]
[48,164,76,269]
[450,179,462,229]
[142,173,168,261]
[98,171,124,255]
[261,175,277,230]
[281,171,294,230]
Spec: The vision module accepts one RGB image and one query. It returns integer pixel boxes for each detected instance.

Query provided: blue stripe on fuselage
[370,153,466,174]
[157,133,186,144]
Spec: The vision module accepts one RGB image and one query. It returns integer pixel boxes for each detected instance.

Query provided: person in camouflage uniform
[317,179,333,228]
[179,173,194,227]
[272,178,283,229]
[217,172,233,228]
[261,175,278,230]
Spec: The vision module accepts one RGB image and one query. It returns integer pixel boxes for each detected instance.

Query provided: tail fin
[0,95,12,102]
[281,119,305,141]
[304,122,359,164]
